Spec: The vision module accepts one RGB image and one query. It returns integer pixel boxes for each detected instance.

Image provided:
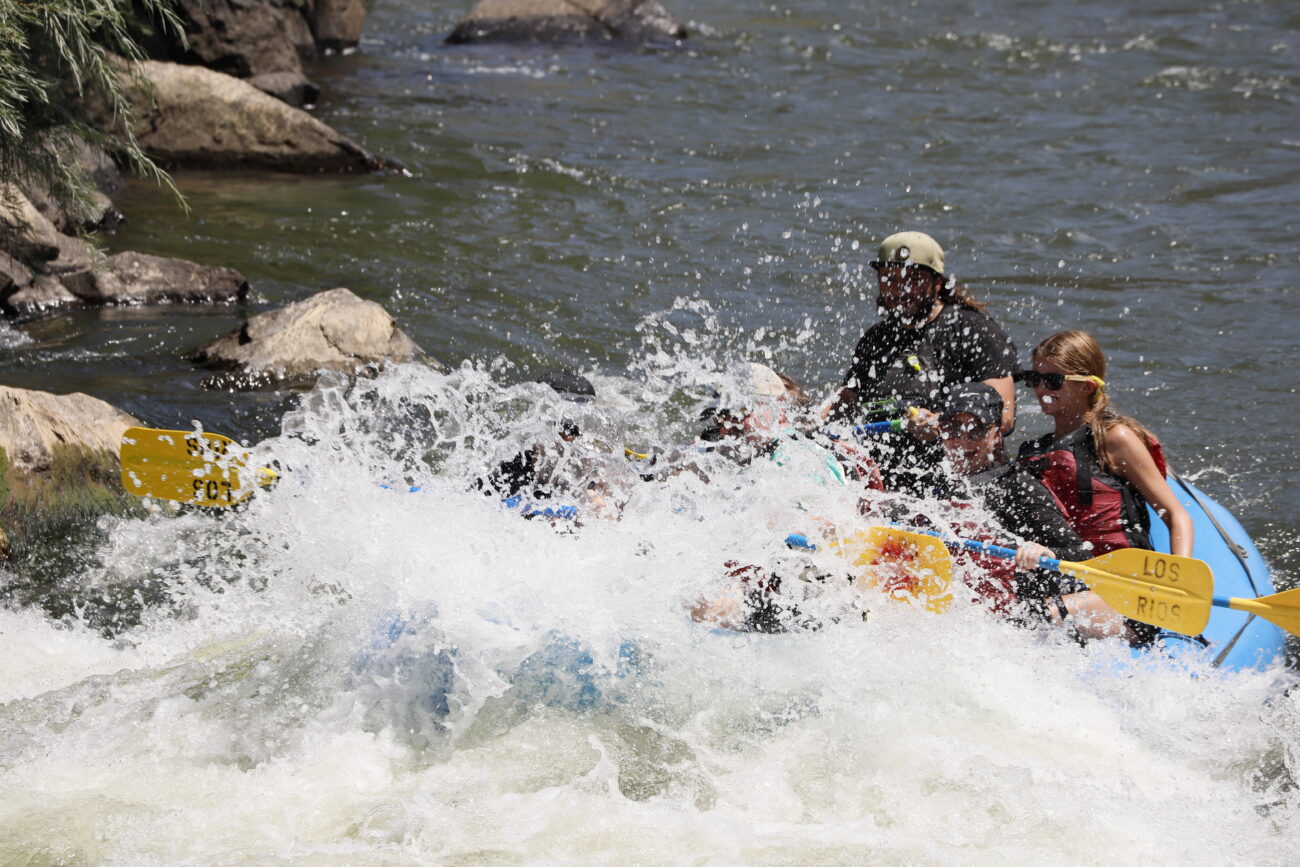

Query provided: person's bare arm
[1108,425,1194,557]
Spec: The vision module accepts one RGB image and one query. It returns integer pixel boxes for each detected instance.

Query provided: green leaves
[0,0,185,221]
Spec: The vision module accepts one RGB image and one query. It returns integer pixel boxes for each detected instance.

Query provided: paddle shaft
[1212,588,1300,637]
[950,535,1204,595]
[851,419,904,437]
[930,531,1214,634]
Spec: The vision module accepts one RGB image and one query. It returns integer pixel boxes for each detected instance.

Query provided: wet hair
[938,277,987,314]
[1032,330,1157,475]
[774,371,812,407]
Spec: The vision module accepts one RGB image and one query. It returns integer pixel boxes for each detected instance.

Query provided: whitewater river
[2,0,1298,861]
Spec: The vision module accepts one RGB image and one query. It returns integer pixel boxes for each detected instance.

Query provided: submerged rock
[109,60,378,173]
[193,287,430,389]
[0,386,139,474]
[447,0,687,45]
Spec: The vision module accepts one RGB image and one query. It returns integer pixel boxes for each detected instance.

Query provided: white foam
[0,362,1295,862]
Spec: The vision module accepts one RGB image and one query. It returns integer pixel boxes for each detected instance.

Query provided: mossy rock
[0,443,148,627]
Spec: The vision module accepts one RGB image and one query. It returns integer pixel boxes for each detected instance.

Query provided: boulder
[1,275,83,317]
[279,3,320,60]
[0,385,140,474]
[17,141,125,234]
[1,186,67,263]
[0,185,97,274]
[309,0,368,50]
[59,251,249,307]
[0,252,33,294]
[193,287,427,389]
[166,0,310,78]
[111,60,377,173]
[447,0,687,44]
[23,185,121,235]
[247,71,321,107]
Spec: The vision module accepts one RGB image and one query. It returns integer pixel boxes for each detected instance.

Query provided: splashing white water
[1,358,1297,863]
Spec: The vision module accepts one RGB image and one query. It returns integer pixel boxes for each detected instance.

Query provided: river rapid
[2,0,1299,862]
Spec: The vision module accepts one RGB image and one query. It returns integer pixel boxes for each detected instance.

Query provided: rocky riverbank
[0,0,686,591]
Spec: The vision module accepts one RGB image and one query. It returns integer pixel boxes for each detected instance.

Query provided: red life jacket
[1016,425,1166,555]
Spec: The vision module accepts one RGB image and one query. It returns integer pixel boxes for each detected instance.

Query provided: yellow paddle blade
[1058,548,1214,636]
[1226,588,1300,639]
[836,527,955,613]
[120,427,257,508]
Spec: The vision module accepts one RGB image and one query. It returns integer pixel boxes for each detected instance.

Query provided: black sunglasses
[1013,370,1104,390]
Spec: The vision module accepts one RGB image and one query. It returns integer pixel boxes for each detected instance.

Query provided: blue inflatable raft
[1145,475,1286,671]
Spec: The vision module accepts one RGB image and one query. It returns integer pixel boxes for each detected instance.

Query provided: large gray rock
[114,60,377,173]
[246,71,321,107]
[0,252,32,294]
[193,288,427,389]
[0,185,96,274]
[136,0,367,103]
[280,3,320,59]
[18,141,124,234]
[447,0,687,44]
[0,385,140,473]
[60,251,249,307]
[170,0,307,77]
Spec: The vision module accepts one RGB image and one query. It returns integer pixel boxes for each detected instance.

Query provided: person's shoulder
[956,304,1011,335]
[1104,422,1155,467]
[857,318,894,340]
[851,318,898,353]
[932,304,1007,341]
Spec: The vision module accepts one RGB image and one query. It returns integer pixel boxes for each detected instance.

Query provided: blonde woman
[1016,330,1193,559]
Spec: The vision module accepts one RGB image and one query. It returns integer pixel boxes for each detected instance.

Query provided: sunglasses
[869,261,935,274]
[1014,370,1105,390]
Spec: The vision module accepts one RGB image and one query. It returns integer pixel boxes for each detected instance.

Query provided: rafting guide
[823,231,1020,496]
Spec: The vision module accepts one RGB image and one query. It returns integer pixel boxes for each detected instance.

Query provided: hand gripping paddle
[877,528,1226,636]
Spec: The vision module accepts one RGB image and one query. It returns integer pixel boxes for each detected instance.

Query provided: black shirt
[842,303,1019,410]
[963,464,1092,563]
[955,462,1092,598]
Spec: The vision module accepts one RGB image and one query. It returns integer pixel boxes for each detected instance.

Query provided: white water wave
[0,359,1296,862]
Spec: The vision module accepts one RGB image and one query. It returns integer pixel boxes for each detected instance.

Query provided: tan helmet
[871,231,945,275]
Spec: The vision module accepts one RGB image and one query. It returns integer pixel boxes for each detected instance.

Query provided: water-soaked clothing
[1017,426,1170,644]
[838,303,1019,494]
[1016,425,1166,555]
[941,462,1092,611]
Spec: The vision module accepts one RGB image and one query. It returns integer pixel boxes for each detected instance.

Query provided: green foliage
[0,0,184,214]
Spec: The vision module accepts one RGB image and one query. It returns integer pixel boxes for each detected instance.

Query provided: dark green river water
[2,0,1296,574]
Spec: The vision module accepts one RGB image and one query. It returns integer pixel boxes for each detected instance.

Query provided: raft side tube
[1142,477,1284,671]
